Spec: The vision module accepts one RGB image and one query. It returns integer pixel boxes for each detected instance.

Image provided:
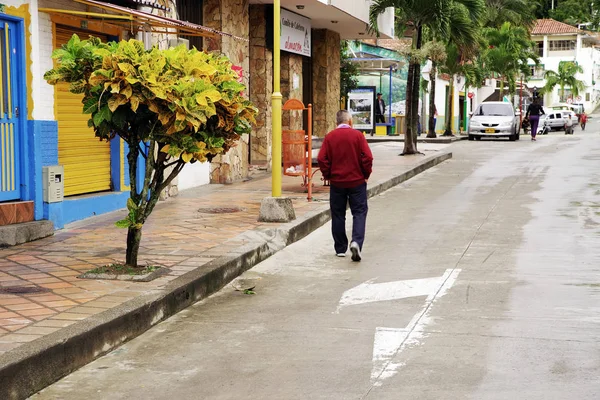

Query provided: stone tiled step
[0,220,54,247]
[0,201,34,226]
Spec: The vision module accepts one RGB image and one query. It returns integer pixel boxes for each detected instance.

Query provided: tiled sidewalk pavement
[0,141,450,355]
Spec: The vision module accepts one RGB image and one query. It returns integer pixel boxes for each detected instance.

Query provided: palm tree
[440,43,483,136]
[485,22,538,99]
[423,41,446,138]
[369,0,484,154]
[434,1,484,136]
[543,61,585,103]
[484,0,538,28]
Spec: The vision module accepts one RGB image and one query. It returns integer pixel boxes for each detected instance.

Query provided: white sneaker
[350,242,361,262]
[336,253,346,257]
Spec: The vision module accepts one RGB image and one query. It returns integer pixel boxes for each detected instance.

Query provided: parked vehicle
[538,110,578,134]
[468,102,520,141]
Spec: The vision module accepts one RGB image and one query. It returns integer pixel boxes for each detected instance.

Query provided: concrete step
[0,220,54,247]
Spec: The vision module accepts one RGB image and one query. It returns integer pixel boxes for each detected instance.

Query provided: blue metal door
[0,20,20,201]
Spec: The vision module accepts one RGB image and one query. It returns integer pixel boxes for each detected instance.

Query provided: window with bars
[549,40,576,51]
[176,0,203,50]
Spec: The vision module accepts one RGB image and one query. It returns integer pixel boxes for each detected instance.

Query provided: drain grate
[0,286,51,294]
[198,206,245,214]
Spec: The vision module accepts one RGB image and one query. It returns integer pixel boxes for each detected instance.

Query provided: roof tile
[532,19,581,35]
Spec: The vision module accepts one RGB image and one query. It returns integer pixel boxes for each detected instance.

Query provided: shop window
[549,40,576,51]
[176,0,203,50]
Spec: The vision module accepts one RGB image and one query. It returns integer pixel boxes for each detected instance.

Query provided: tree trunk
[499,76,504,100]
[427,63,437,138]
[443,75,454,136]
[402,25,422,155]
[125,227,142,268]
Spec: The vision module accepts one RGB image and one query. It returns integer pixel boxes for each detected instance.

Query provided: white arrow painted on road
[337,275,448,312]
[337,269,461,386]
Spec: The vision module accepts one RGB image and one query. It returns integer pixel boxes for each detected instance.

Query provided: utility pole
[272,0,282,197]
[257,0,296,222]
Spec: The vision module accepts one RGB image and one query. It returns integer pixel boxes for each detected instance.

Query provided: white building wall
[36,11,54,120]
[178,162,210,190]
[531,33,600,113]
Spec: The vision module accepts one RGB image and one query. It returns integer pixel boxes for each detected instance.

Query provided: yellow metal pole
[272,0,282,197]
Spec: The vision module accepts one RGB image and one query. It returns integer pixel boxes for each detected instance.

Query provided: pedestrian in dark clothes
[318,110,374,262]
[375,93,386,123]
[526,98,545,141]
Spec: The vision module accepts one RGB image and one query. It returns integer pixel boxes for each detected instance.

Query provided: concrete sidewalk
[0,141,452,399]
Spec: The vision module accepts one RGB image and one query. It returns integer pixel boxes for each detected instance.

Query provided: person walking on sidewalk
[526,98,545,141]
[318,110,374,262]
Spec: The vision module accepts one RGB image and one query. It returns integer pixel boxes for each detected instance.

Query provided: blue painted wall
[28,120,147,230]
[62,191,130,225]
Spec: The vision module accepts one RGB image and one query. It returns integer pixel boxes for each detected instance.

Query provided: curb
[0,151,452,400]
[366,136,466,144]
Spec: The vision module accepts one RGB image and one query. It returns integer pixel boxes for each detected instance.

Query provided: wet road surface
[34,127,600,399]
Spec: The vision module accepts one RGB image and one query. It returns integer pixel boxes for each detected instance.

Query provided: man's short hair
[337,110,352,125]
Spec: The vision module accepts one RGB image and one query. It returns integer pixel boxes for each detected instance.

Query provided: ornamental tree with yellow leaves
[44,35,257,268]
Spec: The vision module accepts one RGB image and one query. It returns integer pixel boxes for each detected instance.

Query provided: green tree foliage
[543,61,585,101]
[550,0,595,25]
[484,0,539,28]
[340,41,360,102]
[485,22,539,99]
[45,35,257,267]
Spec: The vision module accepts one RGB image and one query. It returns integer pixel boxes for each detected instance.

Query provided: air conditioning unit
[169,37,190,50]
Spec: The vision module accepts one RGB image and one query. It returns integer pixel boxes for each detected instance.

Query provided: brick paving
[0,142,449,355]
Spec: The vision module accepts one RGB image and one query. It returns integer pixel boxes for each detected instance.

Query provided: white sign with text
[281,9,311,57]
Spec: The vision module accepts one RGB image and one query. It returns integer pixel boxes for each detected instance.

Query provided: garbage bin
[390,116,396,135]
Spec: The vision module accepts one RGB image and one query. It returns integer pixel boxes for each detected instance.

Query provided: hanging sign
[281,9,312,57]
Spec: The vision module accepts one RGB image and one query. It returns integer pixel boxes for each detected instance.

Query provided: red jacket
[317,126,373,188]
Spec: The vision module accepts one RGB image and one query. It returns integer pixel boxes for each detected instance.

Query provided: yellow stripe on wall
[9,123,14,191]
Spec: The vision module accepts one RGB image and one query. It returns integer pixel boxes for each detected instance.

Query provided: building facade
[0,0,393,235]
[529,19,600,111]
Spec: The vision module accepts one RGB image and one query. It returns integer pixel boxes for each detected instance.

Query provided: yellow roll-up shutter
[55,26,112,196]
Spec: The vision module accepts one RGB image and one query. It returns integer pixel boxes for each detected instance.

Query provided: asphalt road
[33,122,600,400]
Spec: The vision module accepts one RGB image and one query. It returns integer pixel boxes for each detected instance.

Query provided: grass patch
[88,263,160,276]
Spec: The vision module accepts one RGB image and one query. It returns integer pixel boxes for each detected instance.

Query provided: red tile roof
[532,19,581,35]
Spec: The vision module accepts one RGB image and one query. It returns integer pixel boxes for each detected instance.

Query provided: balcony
[249,0,394,39]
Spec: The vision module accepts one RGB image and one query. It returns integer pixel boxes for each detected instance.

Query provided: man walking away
[375,93,386,123]
[318,110,374,262]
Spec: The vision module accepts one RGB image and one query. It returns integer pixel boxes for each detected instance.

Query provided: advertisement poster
[348,87,376,131]
[281,8,311,57]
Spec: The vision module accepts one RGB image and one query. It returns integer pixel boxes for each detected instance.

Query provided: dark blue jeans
[330,183,368,254]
